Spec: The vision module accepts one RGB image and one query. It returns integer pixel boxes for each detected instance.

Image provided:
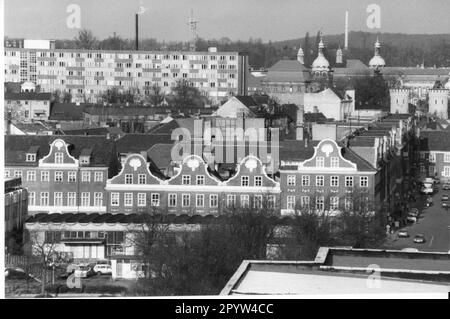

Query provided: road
[385,187,450,253]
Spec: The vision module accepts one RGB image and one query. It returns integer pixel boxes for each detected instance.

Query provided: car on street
[442,201,449,208]
[434,177,440,184]
[420,187,434,195]
[442,194,449,201]
[409,208,420,217]
[413,234,426,243]
[406,215,418,223]
[74,265,95,278]
[402,248,419,252]
[442,183,450,190]
[93,264,112,275]
[398,229,410,238]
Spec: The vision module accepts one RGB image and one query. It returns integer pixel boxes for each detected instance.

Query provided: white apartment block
[4,48,249,104]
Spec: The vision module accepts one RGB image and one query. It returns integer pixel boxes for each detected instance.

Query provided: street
[385,187,450,253]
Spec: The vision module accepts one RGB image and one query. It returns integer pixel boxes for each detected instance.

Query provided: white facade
[428,89,449,119]
[390,89,410,114]
[304,88,351,121]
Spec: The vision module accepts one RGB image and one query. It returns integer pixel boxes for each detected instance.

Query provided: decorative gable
[108,154,161,185]
[301,139,357,171]
[166,155,222,186]
[39,139,78,167]
[224,155,279,188]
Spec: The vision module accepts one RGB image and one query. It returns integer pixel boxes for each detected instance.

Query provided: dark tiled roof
[49,103,87,121]
[420,131,450,151]
[115,133,174,154]
[304,112,327,123]
[263,60,311,83]
[234,95,259,108]
[5,92,51,101]
[348,137,377,147]
[5,135,116,167]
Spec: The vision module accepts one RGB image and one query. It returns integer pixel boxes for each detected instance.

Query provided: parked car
[401,248,419,252]
[398,229,409,238]
[406,215,418,223]
[442,201,449,208]
[420,187,433,195]
[93,264,112,275]
[413,234,426,243]
[434,177,440,184]
[442,194,449,201]
[442,183,450,190]
[74,265,95,278]
[409,208,420,217]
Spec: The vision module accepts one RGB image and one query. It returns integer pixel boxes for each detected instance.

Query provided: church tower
[311,35,330,77]
[297,46,304,65]
[369,37,386,69]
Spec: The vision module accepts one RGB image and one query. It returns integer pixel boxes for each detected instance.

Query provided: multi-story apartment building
[4,47,249,104]
[5,136,120,215]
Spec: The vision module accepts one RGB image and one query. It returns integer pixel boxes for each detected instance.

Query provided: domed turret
[312,37,330,73]
[369,37,386,69]
[297,46,304,65]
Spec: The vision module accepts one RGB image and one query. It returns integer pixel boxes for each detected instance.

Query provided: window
[40,192,49,206]
[241,195,250,208]
[316,196,325,211]
[253,195,263,209]
[151,193,160,206]
[68,171,76,183]
[420,153,425,159]
[300,196,310,208]
[182,175,191,185]
[27,171,36,182]
[345,176,354,187]
[54,171,63,182]
[81,193,90,206]
[301,175,310,186]
[55,152,64,163]
[316,156,324,167]
[94,193,103,206]
[54,192,63,206]
[241,176,249,186]
[445,154,450,163]
[94,172,103,182]
[124,193,133,207]
[287,175,296,186]
[254,176,263,187]
[360,176,369,187]
[210,194,219,208]
[41,171,49,182]
[330,176,339,187]
[196,175,205,185]
[330,157,339,168]
[227,195,236,207]
[68,192,76,206]
[14,170,22,178]
[4,170,10,178]
[125,174,133,184]
[287,196,296,210]
[111,193,120,206]
[26,154,36,162]
[345,198,353,211]
[80,156,90,165]
[429,166,435,176]
[168,194,177,207]
[29,192,35,206]
[330,197,339,210]
[444,167,450,177]
[182,194,191,207]
[196,194,204,208]
[316,175,324,187]
[268,195,276,208]
[81,171,90,182]
[429,153,436,163]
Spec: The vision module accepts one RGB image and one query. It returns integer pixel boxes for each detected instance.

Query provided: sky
[5,0,450,42]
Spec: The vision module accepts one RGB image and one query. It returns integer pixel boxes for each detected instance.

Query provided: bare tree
[147,84,165,107]
[74,29,98,49]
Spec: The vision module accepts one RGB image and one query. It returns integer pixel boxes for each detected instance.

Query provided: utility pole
[187,9,198,52]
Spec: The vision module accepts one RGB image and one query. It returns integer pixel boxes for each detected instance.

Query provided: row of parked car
[62,260,112,279]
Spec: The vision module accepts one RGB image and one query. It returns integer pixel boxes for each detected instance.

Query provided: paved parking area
[385,187,450,253]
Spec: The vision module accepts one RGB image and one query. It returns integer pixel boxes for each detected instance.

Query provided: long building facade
[4,47,249,104]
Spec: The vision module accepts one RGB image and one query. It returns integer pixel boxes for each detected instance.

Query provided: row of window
[44,230,124,244]
[286,195,366,211]
[423,152,450,163]
[5,170,104,182]
[29,192,103,207]
[286,175,369,187]
[110,192,276,209]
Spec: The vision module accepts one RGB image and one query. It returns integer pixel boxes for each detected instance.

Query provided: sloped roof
[420,131,450,151]
[5,135,116,167]
[304,112,327,123]
[263,60,311,83]
[234,96,259,108]
[115,133,174,154]
[49,103,86,121]
[213,97,256,118]
[5,92,51,101]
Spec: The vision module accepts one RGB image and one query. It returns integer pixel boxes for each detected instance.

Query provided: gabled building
[5,136,120,215]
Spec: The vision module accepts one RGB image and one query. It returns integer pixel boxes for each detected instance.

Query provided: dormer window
[80,148,92,165]
[26,154,36,162]
[80,156,90,165]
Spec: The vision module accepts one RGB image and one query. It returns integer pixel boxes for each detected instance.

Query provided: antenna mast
[187,9,198,51]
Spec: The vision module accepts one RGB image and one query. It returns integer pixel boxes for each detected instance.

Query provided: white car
[420,187,433,195]
[93,264,112,275]
[406,215,417,223]
[74,266,94,278]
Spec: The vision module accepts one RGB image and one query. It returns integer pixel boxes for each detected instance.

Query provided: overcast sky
[5,0,450,42]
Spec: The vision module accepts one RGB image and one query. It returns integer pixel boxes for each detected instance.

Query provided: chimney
[135,13,139,51]
[296,106,304,140]
[344,11,349,50]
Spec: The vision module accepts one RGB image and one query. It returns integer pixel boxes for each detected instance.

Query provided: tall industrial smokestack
[344,11,349,50]
[135,13,139,51]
